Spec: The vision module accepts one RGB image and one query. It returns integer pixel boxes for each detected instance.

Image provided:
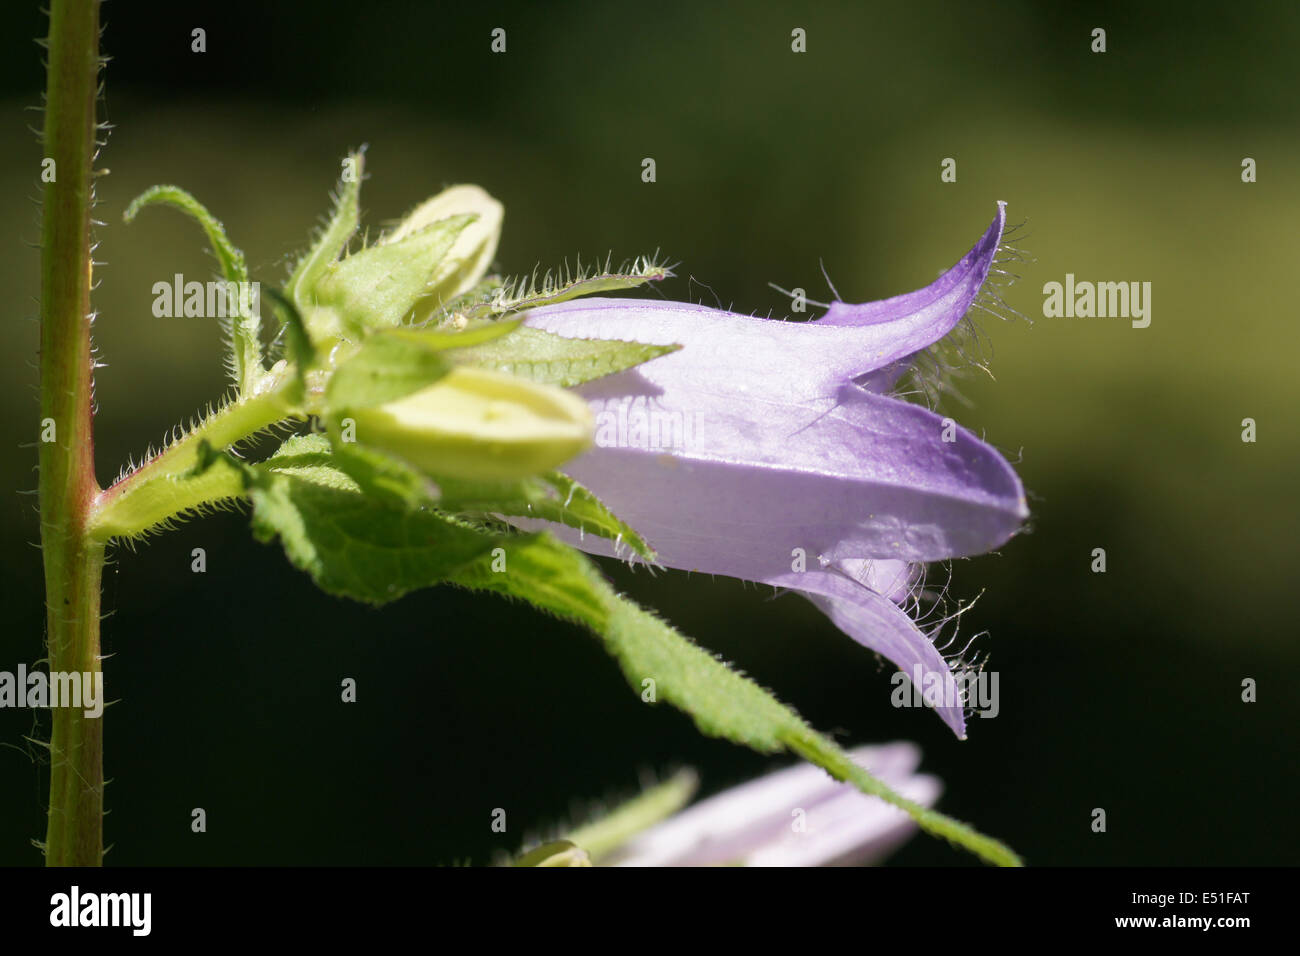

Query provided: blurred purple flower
[521,204,1025,737]
[607,743,940,867]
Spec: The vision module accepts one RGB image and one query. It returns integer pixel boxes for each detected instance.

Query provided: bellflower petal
[819,202,1005,329]
[608,742,939,867]
[526,382,1024,570]
[821,201,1004,393]
[836,557,919,605]
[766,567,968,737]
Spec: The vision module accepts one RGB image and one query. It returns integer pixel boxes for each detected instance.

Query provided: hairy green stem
[88,388,299,541]
[43,542,106,865]
[40,0,104,866]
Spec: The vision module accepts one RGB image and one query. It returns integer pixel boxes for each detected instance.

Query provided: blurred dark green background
[2,1,1297,865]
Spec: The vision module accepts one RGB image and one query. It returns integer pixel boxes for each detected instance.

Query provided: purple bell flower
[519,204,1025,737]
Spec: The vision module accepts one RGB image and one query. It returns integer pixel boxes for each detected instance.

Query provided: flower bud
[338,366,593,481]
[306,213,476,346]
[383,185,503,320]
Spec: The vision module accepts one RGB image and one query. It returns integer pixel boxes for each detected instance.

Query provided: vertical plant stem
[40,0,104,867]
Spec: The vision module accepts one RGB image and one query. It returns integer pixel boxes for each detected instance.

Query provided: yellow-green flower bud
[384,185,503,320]
[338,366,593,481]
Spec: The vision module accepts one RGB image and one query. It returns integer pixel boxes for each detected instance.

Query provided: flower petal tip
[815,204,1007,382]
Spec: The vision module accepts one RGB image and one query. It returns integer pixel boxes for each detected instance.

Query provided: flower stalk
[39,0,105,867]
[88,385,299,541]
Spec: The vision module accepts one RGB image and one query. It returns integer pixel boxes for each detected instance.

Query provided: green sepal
[324,320,521,412]
[526,472,655,561]
[433,277,505,321]
[452,326,680,388]
[392,318,521,351]
[428,470,655,562]
[325,333,452,410]
[285,149,364,310]
[463,255,672,319]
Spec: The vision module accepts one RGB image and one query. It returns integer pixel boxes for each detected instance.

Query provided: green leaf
[123,184,262,392]
[448,535,1023,866]
[258,432,333,470]
[452,535,802,748]
[453,326,680,388]
[286,150,364,309]
[248,436,508,604]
